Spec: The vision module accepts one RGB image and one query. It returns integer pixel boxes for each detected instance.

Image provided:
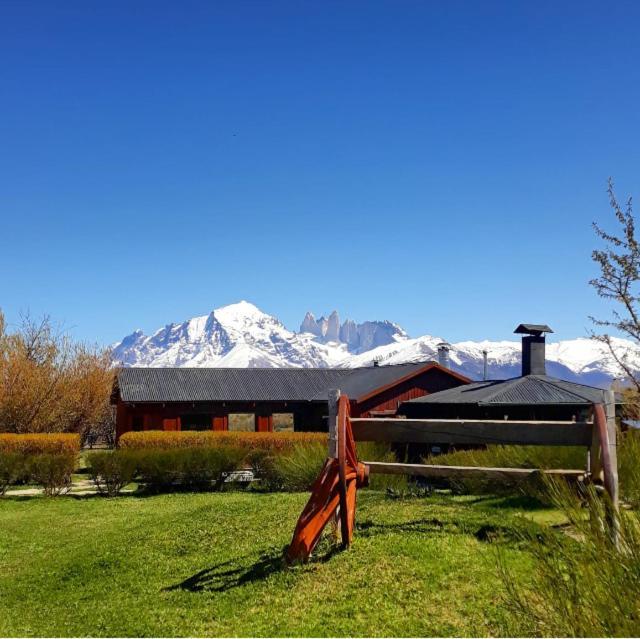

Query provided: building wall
[114,400,328,440]
[114,367,469,439]
[354,367,468,417]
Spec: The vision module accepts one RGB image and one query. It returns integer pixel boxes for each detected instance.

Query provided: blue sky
[1,1,639,345]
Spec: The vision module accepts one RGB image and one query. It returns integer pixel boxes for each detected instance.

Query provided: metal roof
[514,323,554,335]
[116,362,445,404]
[403,374,614,407]
[310,362,440,401]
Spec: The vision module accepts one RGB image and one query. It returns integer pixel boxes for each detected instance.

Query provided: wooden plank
[365,461,586,481]
[350,417,593,446]
[605,390,619,509]
[605,390,620,546]
[328,389,340,459]
[589,404,603,482]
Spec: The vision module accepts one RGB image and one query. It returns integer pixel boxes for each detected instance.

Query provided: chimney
[482,349,488,381]
[437,342,451,369]
[514,324,553,376]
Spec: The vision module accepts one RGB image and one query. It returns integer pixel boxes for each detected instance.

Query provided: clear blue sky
[1,1,639,345]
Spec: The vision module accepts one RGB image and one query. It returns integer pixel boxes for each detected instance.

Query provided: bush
[499,479,640,636]
[119,430,326,453]
[27,453,76,496]
[134,446,248,492]
[0,452,25,496]
[618,428,640,507]
[430,445,587,498]
[356,441,409,493]
[0,433,80,456]
[246,448,283,491]
[272,442,327,491]
[88,451,137,496]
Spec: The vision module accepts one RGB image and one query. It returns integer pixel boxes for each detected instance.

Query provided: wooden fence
[327,388,619,509]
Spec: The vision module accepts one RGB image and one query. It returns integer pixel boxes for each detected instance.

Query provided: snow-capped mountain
[112,301,351,368]
[111,301,640,387]
[299,310,407,353]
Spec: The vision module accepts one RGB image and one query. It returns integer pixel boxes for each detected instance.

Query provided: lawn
[0,490,549,637]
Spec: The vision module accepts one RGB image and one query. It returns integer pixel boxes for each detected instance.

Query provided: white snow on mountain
[111,301,640,387]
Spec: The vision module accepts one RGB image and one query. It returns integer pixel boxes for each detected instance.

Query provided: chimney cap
[514,323,553,336]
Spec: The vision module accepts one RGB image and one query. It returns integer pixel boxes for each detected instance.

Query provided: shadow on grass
[356,517,528,544]
[165,548,287,593]
[165,541,345,594]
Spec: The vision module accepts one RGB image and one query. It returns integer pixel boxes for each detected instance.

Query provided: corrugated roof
[403,374,613,406]
[116,362,443,404]
[311,362,438,401]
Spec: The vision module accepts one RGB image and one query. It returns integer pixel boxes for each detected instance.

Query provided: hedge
[0,433,80,455]
[119,430,327,453]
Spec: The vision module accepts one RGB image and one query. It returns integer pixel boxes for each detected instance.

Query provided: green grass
[0,490,547,637]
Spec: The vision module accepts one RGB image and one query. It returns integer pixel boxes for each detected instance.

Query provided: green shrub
[499,479,640,636]
[88,451,137,497]
[356,441,408,493]
[255,441,408,493]
[618,428,640,507]
[0,452,25,496]
[430,445,587,498]
[134,446,247,492]
[27,453,76,496]
[272,442,327,491]
[246,449,283,491]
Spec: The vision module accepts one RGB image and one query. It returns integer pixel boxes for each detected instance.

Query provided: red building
[111,361,470,439]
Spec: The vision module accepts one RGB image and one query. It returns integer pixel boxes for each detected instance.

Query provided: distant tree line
[0,311,115,445]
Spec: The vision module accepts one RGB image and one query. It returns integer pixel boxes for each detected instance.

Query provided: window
[180,414,211,431]
[272,413,294,432]
[132,415,143,432]
[228,413,255,432]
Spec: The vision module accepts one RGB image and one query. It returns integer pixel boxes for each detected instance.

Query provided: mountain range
[111,301,640,387]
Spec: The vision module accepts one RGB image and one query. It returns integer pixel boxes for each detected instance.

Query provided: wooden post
[328,389,340,459]
[605,390,619,503]
[605,390,620,545]
[590,406,603,484]
[593,396,620,546]
[328,389,340,542]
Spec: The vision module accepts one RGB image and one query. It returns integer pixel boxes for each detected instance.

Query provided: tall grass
[618,428,640,507]
[493,429,640,636]
[430,445,587,498]
[499,479,640,636]
[267,441,408,492]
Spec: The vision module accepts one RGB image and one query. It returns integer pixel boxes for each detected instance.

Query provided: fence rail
[350,417,593,447]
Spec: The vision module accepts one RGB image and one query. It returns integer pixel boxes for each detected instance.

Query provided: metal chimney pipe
[514,324,553,377]
[482,349,488,381]
[522,335,546,375]
[437,342,451,369]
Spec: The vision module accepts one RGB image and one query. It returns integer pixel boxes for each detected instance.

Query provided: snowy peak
[299,309,408,353]
[111,300,640,387]
[112,302,351,369]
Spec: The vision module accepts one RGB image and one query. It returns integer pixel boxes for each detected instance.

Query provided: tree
[590,179,640,396]
[0,311,116,444]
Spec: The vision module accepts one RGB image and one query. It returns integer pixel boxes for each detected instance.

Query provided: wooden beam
[605,390,619,510]
[328,389,340,459]
[365,461,586,481]
[590,406,603,483]
[350,417,593,446]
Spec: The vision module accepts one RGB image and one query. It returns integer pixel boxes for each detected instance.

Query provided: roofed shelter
[400,324,622,422]
[112,361,470,439]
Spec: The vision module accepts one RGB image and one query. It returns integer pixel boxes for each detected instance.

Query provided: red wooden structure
[112,364,470,439]
[286,390,620,562]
